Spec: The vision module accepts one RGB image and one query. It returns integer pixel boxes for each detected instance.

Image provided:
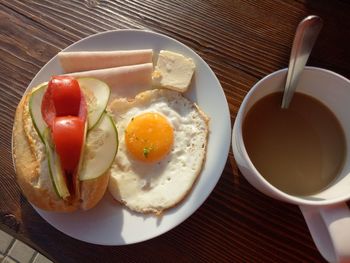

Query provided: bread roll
[12,88,109,212]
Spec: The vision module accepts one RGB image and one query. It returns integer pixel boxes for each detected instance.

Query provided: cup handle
[300,203,350,263]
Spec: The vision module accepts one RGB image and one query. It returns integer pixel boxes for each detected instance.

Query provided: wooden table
[1,1,350,262]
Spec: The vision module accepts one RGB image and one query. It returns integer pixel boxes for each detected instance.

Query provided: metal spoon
[281,15,323,109]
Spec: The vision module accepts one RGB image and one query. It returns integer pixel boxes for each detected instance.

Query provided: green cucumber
[29,83,48,143]
[77,78,110,130]
[43,129,70,199]
[79,113,118,181]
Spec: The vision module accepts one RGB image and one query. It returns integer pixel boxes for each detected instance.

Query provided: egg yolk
[125,112,174,163]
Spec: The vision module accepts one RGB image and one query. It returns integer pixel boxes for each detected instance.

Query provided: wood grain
[1,0,350,262]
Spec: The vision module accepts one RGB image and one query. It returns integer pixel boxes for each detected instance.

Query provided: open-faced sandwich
[13,76,118,212]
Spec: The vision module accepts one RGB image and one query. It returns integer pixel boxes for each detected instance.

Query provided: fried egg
[107,89,209,214]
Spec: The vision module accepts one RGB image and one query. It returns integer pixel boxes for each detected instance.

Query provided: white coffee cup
[232,67,350,263]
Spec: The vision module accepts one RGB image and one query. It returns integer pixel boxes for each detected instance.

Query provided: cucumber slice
[77,78,110,130]
[76,121,88,176]
[79,113,118,181]
[29,83,48,143]
[43,129,70,199]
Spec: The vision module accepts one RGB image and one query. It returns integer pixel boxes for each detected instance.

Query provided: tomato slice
[41,76,87,127]
[52,116,85,174]
[50,76,81,116]
[41,76,88,195]
[41,85,56,127]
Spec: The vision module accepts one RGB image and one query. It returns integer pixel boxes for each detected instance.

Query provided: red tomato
[52,116,85,174]
[41,86,56,127]
[50,76,81,116]
[41,76,87,127]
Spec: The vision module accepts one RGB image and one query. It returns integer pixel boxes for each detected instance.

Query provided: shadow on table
[20,192,125,263]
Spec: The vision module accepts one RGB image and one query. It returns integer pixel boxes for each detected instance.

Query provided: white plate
[25,30,231,245]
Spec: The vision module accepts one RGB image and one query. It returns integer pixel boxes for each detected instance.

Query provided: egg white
[107,89,209,214]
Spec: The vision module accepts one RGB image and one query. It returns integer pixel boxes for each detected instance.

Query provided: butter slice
[153,50,195,92]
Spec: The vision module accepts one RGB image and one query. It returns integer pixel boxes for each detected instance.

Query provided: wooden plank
[1,0,350,262]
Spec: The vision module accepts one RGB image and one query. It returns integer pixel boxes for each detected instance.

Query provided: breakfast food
[59,50,196,99]
[59,49,153,73]
[14,47,207,215]
[13,76,118,212]
[153,50,195,92]
[107,89,209,214]
[65,63,153,100]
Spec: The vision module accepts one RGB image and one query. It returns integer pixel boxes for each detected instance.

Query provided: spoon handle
[281,15,323,109]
